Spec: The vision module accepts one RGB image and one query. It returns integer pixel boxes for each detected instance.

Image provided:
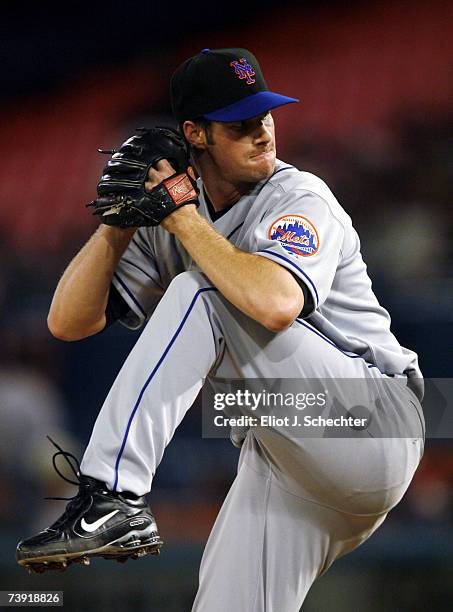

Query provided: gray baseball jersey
[81,159,424,610]
[112,159,421,385]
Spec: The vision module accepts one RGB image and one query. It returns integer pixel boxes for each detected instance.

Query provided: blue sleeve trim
[113,285,218,492]
[113,273,147,318]
[256,249,320,306]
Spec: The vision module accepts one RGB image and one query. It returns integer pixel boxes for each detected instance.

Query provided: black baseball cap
[170,47,299,122]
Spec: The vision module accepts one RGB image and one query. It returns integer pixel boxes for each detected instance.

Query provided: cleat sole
[17,536,163,573]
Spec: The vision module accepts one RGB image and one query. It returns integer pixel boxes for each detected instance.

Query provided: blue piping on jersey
[213,166,295,236]
[113,273,146,318]
[113,285,217,492]
[226,223,244,240]
[295,318,382,373]
[131,235,152,260]
[256,165,296,205]
[217,167,295,235]
[272,165,296,175]
[257,249,319,306]
[257,164,296,192]
[121,258,158,284]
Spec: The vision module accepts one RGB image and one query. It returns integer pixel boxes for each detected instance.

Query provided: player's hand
[145,159,176,191]
[146,159,199,234]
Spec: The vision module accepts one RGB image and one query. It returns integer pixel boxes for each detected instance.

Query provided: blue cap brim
[203,91,299,122]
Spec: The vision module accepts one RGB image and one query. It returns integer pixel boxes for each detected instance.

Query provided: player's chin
[248,151,276,179]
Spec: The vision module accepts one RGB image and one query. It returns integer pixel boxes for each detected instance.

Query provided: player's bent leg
[17,271,223,573]
[192,433,390,612]
[195,314,424,608]
[81,271,222,495]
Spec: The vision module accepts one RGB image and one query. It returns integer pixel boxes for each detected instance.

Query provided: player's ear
[183,121,208,149]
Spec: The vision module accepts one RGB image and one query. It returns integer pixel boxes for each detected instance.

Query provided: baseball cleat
[16,438,163,574]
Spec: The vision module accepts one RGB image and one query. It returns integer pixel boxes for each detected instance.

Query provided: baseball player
[17,48,425,611]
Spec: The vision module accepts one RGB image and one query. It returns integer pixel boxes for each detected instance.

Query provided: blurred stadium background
[1,0,452,609]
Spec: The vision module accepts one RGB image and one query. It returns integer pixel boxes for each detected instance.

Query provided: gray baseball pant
[81,271,424,611]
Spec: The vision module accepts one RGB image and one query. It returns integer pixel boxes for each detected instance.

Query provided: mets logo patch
[268,215,319,257]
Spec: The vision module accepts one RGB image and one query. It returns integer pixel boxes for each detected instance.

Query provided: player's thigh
[207,302,375,379]
[254,430,423,515]
[205,294,424,515]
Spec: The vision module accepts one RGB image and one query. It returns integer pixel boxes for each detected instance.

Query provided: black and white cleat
[16,438,163,573]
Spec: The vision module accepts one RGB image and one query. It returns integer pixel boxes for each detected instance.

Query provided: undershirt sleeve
[291,274,315,319]
[103,284,131,330]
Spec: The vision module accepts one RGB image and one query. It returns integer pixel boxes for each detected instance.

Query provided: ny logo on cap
[230,58,256,84]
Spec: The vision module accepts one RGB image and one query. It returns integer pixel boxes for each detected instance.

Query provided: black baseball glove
[88,127,199,228]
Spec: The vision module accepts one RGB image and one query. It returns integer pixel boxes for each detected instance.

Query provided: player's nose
[254,121,273,146]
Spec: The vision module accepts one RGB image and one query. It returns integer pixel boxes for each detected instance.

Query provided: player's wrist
[161,204,199,235]
[96,224,137,247]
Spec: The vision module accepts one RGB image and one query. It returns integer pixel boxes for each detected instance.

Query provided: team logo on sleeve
[268,215,319,256]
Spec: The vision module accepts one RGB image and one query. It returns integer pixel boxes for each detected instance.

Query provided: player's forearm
[48,225,136,340]
[163,208,303,331]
